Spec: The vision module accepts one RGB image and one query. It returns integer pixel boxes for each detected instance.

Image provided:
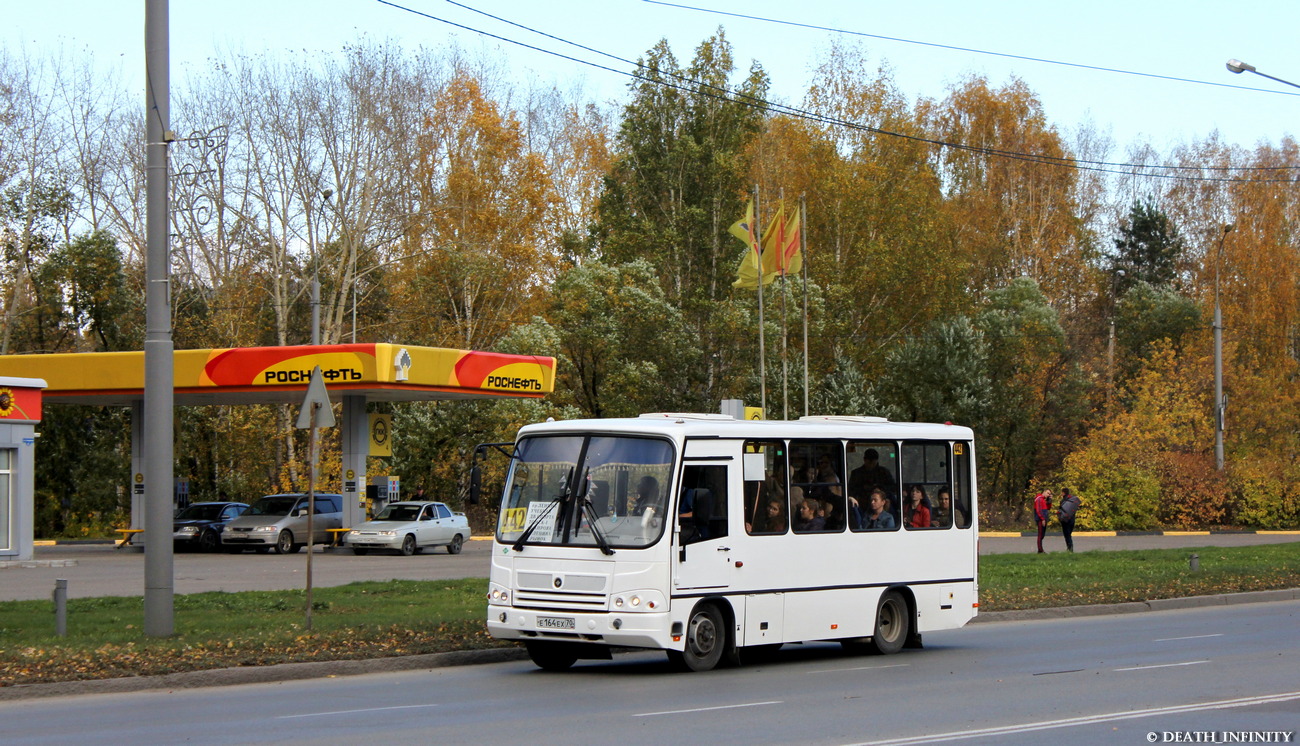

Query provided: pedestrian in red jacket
[1034,489,1053,553]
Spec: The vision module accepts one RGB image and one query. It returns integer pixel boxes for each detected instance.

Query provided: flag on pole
[732,200,775,288]
[777,204,802,277]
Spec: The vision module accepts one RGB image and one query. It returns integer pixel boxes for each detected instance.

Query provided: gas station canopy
[0,343,556,406]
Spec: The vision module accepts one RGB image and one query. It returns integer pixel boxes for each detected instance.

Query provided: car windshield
[375,505,421,522]
[176,504,225,520]
[247,496,301,516]
[496,434,675,550]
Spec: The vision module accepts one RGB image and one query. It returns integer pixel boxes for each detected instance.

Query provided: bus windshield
[496,434,675,550]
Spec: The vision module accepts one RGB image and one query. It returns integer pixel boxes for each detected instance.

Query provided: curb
[0,646,531,702]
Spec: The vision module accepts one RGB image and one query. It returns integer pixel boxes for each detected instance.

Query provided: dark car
[173,501,249,552]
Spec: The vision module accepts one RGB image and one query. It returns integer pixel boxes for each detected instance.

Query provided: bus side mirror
[469,465,481,505]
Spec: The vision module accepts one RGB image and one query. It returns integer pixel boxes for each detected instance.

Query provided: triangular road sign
[295,366,336,429]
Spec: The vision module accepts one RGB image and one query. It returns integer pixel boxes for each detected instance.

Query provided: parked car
[344,501,469,556]
[172,501,249,552]
[222,493,343,554]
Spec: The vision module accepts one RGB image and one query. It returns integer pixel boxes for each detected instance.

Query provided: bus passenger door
[673,461,734,592]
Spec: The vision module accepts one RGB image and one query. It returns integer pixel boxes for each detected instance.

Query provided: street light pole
[144,0,174,637]
[1213,225,1232,472]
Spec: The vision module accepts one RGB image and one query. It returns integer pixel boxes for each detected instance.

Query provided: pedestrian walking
[1058,487,1081,553]
[1033,488,1052,553]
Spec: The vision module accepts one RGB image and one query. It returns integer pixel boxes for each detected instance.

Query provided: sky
[6,0,1300,155]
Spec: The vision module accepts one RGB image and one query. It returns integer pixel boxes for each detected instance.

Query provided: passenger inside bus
[763,499,787,533]
[905,484,932,528]
[862,488,897,530]
[631,475,661,516]
[932,486,954,528]
[794,497,826,532]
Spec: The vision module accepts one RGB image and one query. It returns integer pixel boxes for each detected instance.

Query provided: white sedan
[344,501,470,556]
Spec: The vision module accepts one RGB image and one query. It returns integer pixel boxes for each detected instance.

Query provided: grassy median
[2,544,1298,686]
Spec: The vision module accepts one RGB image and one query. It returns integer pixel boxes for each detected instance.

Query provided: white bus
[485,413,978,672]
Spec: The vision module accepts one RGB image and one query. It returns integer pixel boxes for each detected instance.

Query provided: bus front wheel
[525,641,578,671]
[869,591,909,655]
[668,603,726,672]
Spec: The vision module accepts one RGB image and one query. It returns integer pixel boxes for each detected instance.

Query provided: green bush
[1058,446,1161,530]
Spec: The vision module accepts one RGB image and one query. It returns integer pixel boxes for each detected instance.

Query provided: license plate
[537,616,575,630]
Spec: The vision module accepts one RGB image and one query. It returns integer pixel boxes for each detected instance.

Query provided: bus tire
[667,603,726,672]
[869,590,909,655]
[525,641,577,671]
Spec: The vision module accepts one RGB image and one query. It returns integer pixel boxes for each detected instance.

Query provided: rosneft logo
[263,368,362,383]
[486,375,543,391]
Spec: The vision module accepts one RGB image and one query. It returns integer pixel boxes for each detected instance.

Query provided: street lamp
[1226,59,1300,90]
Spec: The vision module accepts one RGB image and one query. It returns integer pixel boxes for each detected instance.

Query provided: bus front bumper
[487,608,675,650]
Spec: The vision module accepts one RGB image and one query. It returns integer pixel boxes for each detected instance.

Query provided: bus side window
[680,464,728,543]
[953,441,974,529]
[901,442,950,530]
[743,441,787,535]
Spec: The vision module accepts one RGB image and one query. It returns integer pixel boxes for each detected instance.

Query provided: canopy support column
[340,394,368,529]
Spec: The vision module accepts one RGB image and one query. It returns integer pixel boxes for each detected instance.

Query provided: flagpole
[755,185,766,416]
[801,195,810,417]
[779,192,789,421]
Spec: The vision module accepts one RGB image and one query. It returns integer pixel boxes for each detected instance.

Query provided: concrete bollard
[53,578,68,637]
[1189,553,1200,572]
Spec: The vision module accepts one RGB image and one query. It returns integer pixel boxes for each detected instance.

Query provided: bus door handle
[716,546,731,552]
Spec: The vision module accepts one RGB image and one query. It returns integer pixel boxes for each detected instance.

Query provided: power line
[642,0,1300,99]
[377,0,1300,183]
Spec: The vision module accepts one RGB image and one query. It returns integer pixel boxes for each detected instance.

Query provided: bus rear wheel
[869,591,909,655]
[525,641,578,671]
[667,603,726,672]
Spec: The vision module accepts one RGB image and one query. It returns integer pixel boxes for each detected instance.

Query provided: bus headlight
[611,591,662,611]
[488,587,510,605]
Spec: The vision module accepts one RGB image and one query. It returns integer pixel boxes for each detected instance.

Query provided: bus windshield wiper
[580,498,615,556]
[570,468,613,555]
[512,467,572,552]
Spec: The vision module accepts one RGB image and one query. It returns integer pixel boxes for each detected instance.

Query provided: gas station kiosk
[0,376,46,561]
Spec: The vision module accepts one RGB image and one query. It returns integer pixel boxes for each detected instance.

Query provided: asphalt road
[3,532,1298,602]
[2,599,1296,745]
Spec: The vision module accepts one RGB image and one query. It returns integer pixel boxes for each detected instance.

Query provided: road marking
[633,701,781,717]
[278,704,439,719]
[809,663,910,675]
[1153,633,1223,642]
[1113,660,1208,671]
[848,690,1300,745]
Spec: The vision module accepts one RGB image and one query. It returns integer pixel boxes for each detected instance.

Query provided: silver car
[344,501,469,556]
[221,493,343,554]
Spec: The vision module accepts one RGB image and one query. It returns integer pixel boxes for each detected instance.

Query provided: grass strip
[979,543,1300,610]
[2,544,1297,685]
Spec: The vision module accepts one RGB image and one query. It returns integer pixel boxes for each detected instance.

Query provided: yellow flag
[778,206,802,277]
[734,210,780,288]
[728,200,757,248]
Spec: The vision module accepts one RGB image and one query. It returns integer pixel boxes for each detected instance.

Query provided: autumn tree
[594,31,769,404]
[919,75,1092,305]
[392,68,554,350]
[796,42,962,379]
[501,260,703,418]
